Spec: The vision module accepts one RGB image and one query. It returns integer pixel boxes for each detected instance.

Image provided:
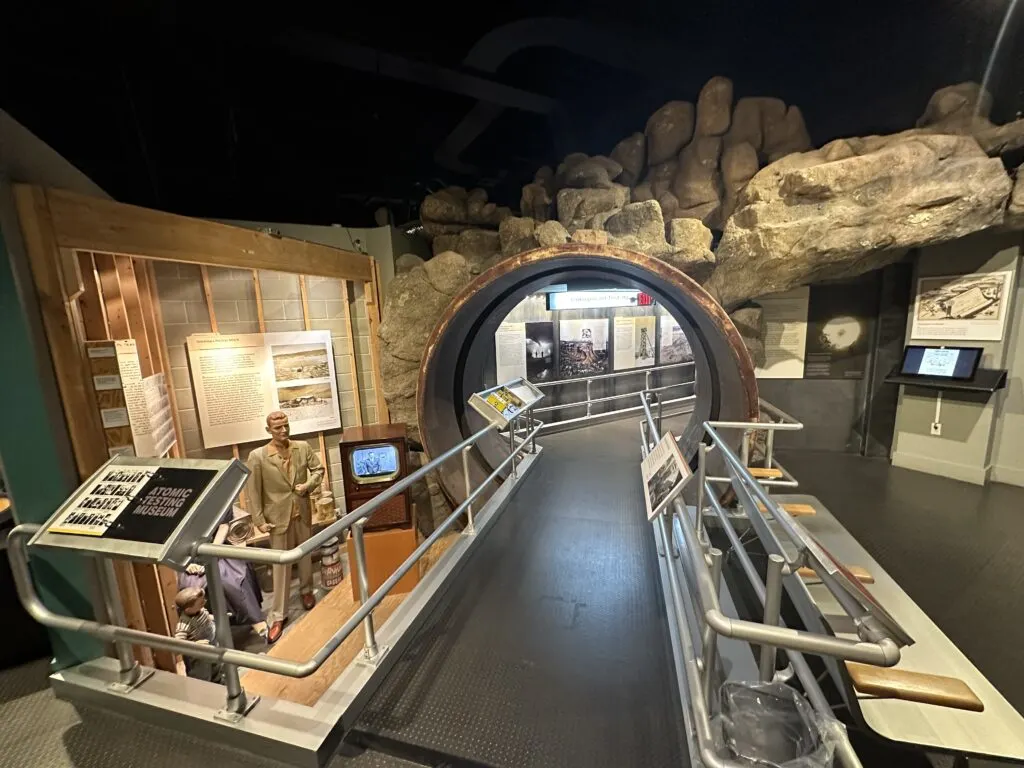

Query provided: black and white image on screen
[901,346,980,379]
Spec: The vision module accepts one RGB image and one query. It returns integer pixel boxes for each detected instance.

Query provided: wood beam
[340,280,362,426]
[77,252,109,341]
[114,255,155,376]
[364,259,389,423]
[93,251,130,339]
[297,275,331,491]
[199,266,218,332]
[13,185,108,477]
[143,260,185,459]
[44,186,372,281]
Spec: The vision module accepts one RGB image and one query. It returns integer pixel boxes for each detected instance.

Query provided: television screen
[351,444,399,481]
[899,345,982,381]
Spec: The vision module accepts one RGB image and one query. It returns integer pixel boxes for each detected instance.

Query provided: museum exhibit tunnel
[418,243,758,505]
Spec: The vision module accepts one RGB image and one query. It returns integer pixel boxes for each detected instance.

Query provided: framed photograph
[558,318,609,378]
[911,271,1013,342]
[641,431,692,521]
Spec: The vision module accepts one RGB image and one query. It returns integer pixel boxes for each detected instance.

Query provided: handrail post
[740,428,751,468]
[760,554,786,681]
[701,547,723,706]
[205,555,257,720]
[765,427,776,469]
[586,379,592,417]
[657,396,664,434]
[645,369,651,391]
[509,417,518,479]
[529,411,538,453]
[695,443,707,544]
[97,557,146,692]
[352,521,380,663]
[462,445,475,534]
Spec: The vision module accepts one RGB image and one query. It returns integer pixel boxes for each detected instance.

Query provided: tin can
[320,536,343,589]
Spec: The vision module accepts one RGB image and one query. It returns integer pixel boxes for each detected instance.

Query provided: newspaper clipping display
[494,323,527,383]
[911,271,1013,342]
[755,287,810,379]
[641,431,692,521]
[187,330,341,448]
[613,316,656,371]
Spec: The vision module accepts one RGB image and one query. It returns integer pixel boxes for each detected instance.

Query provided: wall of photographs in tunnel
[493,289,696,425]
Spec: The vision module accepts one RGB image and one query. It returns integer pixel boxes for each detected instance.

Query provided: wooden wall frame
[14,183,386,671]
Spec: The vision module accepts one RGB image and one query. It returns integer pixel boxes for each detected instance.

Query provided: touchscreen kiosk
[899,345,982,381]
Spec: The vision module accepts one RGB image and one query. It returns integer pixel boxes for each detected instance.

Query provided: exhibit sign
[659,315,694,364]
[547,289,654,310]
[641,431,692,521]
[495,323,527,384]
[187,330,341,448]
[804,277,878,379]
[911,271,1013,341]
[613,316,657,371]
[755,287,810,379]
[558,318,609,378]
[525,321,556,382]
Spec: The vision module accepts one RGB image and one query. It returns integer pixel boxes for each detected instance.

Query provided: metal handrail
[532,360,694,388]
[533,379,695,415]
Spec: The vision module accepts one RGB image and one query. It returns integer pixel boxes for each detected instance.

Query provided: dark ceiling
[3,1,1024,227]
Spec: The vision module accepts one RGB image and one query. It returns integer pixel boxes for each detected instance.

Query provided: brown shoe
[267,620,285,644]
[302,592,316,610]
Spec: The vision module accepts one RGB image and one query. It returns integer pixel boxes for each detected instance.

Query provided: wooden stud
[93,251,130,339]
[364,258,389,423]
[199,265,218,333]
[44,186,372,281]
[131,563,176,671]
[253,270,266,332]
[77,252,110,341]
[114,255,155,376]
[340,280,362,427]
[13,185,108,477]
[59,248,84,300]
[112,560,155,668]
[144,260,186,459]
[297,275,331,491]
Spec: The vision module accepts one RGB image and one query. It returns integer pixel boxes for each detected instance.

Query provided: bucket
[320,536,343,589]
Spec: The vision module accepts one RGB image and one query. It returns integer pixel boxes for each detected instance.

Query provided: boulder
[499,216,539,257]
[422,221,468,239]
[571,229,609,245]
[1006,165,1024,230]
[453,229,501,262]
[917,82,992,127]
[707,134,1013,308]
[648,159,679,199]
[422,250,474,297]
[676,200,721,228]
[394,253,425,274]
[555,152,591,188]
[534,165,555,193]
[604,200,671,256]
[646,101,695,165]
[764,105,812,161]
[521,181,552,221]
[632,181,655,202]
[673,136,723,226]
[421,185,508,235]
[663,218,717,284]
[721,142,760,220]
[536,220,570,247]
[556,185,630,229]
[725,97,764,151]
[420,187,468,224]
[695,76,733,136]
[610,132,646,186]
[657,191,680,221]
[431,233,459,256]
[730,306,766,368]
[561,156,621,189]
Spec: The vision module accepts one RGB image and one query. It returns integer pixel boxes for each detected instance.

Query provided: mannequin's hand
[293,482,309,497]
[258,523,271,533]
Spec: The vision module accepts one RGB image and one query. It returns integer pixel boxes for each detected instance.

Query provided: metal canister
[320,536,343,590]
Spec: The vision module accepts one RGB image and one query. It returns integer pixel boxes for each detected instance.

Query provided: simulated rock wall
[382,80,1024,527]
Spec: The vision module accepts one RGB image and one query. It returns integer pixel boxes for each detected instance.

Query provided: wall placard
[804,276,878,379]
[495,323,527,384]
[659,315,693,364]
[525,321,555,382]
[911,271,1013,341]
[187,330,341,448]
[755,287,810,379]
[613,316,656,371]
[558,318,609,378]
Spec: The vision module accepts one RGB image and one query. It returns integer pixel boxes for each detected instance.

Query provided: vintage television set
[339,424,411,532]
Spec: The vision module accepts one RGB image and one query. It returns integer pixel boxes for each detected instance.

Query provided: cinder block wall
[155,262,379,509]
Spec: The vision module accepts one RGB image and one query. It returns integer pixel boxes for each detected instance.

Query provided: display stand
[884,367,1007,394]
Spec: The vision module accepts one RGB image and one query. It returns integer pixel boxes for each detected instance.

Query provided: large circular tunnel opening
[418,244,758,505]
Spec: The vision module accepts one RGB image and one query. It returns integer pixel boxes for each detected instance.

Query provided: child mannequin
[174,586,217,681]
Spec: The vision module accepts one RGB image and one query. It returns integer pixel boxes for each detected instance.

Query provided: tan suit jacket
[246,439,324,531]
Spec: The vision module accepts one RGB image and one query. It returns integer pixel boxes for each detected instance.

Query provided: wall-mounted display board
[558,318,609,378]
[658,315,694,364]
[613,316,656,371]
[494,321,559,384]
[469,380,545,428]
[911,271,1013,341]
[803,276,879,379]
[525,321,556,382]
[187,330,341,448]
[755,287,810,379]
[29,455,248,569]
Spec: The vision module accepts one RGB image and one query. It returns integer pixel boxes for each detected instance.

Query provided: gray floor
[778,450,1024,718]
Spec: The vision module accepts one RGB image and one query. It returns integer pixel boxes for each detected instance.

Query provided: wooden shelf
[885,367,1007,394]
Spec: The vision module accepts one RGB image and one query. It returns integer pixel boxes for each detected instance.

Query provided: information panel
[468,380,545,428]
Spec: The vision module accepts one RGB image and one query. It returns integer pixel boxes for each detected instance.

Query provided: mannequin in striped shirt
[175,586,216,680]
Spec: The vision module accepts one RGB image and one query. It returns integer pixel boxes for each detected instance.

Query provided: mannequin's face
[266,412,290,446]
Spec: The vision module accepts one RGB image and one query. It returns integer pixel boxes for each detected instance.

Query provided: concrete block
[182,429,202,452]
[179,409,199,433]
[212,301,238,323]
[307,277,344,301]
[210,274,253,302]
[151,261,180,280]
[324,300,346,319]
[218,320,260,335]
[258,272,300,300]
[160,301,188,325]
[185,301,212,325]
[236,301,258,322]
[283,300,304,321]
[157,277,204,304]
[262,300,285,321]
[264,319,304,333]
[307,299,328,320]
[170,366,191,390]
[168,345,187,369]
[311,318,345,336]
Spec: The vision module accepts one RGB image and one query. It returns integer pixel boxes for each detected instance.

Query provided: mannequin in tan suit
[247,411,324,643]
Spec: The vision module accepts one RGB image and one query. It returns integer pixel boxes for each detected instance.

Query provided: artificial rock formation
[707,133,1012,308]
